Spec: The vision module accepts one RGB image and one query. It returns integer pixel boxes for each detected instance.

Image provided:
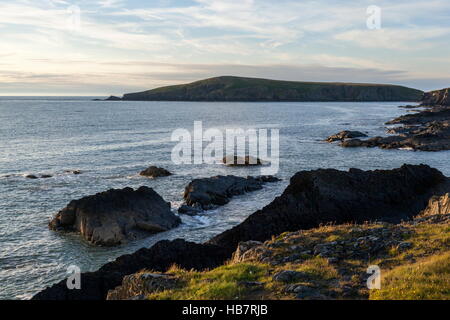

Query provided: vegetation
[370,252,450,300]
[121,76,423,102]
[141,215,449,300]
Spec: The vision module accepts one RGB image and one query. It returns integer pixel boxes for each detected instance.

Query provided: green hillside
[119,76,423,102]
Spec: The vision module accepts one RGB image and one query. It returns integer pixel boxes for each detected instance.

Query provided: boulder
[106,272,178,300]
[140,166,172,178]
[182,175,280,211]
[222,155,263,166]
[49,186,181,246]
[326,130,367,142]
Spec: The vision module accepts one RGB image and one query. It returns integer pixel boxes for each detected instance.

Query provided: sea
[0,97,448,299]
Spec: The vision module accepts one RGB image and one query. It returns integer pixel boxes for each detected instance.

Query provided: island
[104,76,423,102]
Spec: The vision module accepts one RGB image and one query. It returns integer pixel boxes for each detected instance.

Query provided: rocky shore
[33,164,449,300]
[326,87,450,151]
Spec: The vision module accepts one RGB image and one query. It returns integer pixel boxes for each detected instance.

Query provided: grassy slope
[122,76,424,102]
[145,218,449,300]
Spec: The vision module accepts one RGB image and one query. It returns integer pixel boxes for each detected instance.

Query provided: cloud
[0,0,449,94]
[335,28,450,50]
[3,61,446,95]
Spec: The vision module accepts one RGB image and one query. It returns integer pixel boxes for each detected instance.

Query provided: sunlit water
[0,97,448,299]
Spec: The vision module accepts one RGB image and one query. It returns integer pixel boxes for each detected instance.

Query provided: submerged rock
[182,175,280,211]
[222,155,263,166]
[104,95,122,101]
[140,166,172,178]
[49,186,181,246]
[326,130,367,142]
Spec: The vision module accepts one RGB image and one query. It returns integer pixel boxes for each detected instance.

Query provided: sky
[1,0,449,95]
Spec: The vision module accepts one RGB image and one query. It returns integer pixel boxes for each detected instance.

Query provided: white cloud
[335,28,450,50]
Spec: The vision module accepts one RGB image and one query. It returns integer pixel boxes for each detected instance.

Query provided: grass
[148,263,268,300]
[144,218,449,300]
[370,252,450,300]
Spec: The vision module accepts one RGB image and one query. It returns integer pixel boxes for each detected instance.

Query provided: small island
[104,76,423,102]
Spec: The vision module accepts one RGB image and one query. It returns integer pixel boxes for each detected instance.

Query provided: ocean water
[0,97,449,300]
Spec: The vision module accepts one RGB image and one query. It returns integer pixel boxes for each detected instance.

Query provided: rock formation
[181,175,280,211]
[222,155,263,166]
[140,166,172,178]
[209,165,448,252]
[34,165,449,300]
[325,131,367,142]
[49,186,181,246]
[421,87,450,106]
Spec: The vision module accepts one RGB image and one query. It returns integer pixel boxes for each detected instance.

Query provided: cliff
[421,87,450,106]
[115,76,423,102]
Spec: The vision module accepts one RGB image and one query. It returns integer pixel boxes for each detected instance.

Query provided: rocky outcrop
[34,165,449,300]
[49,187,181,246]
[337,105,450,151]
[115,76,423,102]
[209,165,448,252]
[32,239,229,300]
[140,166,172,178]
[104,95,122,101]
[326,130,367,142]
[222,155,263,166]
[326,87,450,152]
[181,175,280,211]
[419,193,450,216]
[421,87,450,106]
[106,272,178,300]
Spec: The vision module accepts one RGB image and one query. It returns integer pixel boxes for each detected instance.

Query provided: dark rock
[209,165,448,252]
[326,130,368,142]
[222,155,263,166]
[26,174,39,179]
[49,186,181,246]
[106,273,178,300]
[104,95,122,101]
[65,170,82,175]
[32,239,229,300]
[273,270,309,282]
[40,174,52,179]
[178,204,202,215]
[330,88,450,152]
[139,166,172,178]
[183,175,279,210]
